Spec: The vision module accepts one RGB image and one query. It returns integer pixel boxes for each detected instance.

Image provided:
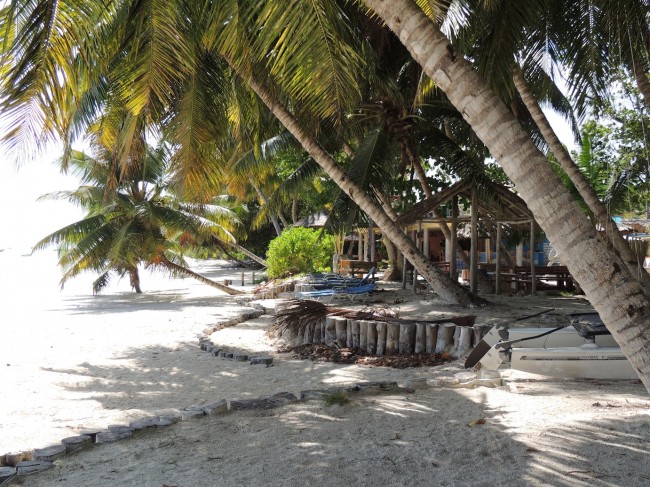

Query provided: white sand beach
[1,250,650,486]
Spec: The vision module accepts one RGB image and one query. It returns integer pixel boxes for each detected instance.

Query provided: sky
[0,110,577,251]
[0,144,84,250]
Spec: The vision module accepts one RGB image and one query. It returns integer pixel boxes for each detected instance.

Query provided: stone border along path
[0,298,502,486]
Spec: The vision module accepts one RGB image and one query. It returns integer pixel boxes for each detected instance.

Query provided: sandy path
[2,258,649,486]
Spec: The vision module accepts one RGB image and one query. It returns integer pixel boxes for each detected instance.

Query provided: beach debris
[467,418,487,427]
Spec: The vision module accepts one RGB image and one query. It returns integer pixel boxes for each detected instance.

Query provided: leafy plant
[322,391,350,407]
[266,227,335,278]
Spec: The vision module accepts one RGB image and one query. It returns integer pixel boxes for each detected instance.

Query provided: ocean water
[0,247,143,312]
[0,245,256,325]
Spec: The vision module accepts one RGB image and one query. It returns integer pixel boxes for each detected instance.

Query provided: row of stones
[198,338,274,366]
[198,301,274,365]
[0,380,403,483]
[0,302,268,485]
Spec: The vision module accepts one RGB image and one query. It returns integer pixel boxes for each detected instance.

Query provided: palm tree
[0,0,482,305]
[363,0,650,393]
[33,144,244,295]
[444,0,650,290]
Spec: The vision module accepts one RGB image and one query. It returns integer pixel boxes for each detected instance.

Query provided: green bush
[266,227,335,278]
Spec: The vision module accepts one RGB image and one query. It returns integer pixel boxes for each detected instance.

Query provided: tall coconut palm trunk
[129,267,142,294]
[365,0,650,393]
[159,255,244,295]
[235,69,476,306]
[513,68,650,294]
[216,238,268,268]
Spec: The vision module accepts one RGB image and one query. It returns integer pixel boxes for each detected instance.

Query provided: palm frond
[245,0,364,126]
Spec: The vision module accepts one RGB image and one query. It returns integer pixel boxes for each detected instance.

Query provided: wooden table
[338,260,376,279]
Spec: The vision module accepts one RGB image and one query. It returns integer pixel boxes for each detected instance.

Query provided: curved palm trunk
[217,238,268,268]
[513,68,650,294]
[159,255,244,295]
[129,267,142,294]
[253,182,283,236]
[366,0,650,392]
[235,70,475,306]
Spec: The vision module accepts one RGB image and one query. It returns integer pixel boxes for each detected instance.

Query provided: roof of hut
[293,211,329,228]
[397,180,534,226]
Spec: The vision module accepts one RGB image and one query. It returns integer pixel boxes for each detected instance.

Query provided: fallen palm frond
[268,299,476,340]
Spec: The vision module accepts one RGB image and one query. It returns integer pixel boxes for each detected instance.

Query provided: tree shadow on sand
[36,335,650,487]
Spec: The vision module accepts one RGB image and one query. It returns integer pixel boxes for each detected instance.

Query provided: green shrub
[322,391,350,406]
[266,227,335,278]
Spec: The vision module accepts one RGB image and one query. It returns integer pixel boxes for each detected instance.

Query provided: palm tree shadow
[53,292,252,315]
[41,336,650,486]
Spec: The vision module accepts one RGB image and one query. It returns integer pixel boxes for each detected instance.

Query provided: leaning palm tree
[33,144,244,295]
[363,0,650,394]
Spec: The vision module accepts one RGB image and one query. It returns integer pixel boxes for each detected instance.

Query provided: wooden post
[495,222,502,295]
[454,327,474,357]
[414,323,426,354]
[386,322,400,354]
[516,242,524,266]
[252,271,256,284]
[530,220,536,295]
[412,269,418,294]
[303,322,314,345]
[366,321,378,354]
[351,320,360,348]
[376,322,387,355]
[423,227,430,260]
[435,323,456,354]
[359,320,368,351]
[426,324,439,353]
[402,251,409,289]
[450,196,458,281]
[470,188,478,294]
[399,323,416,354]
[346,320,353,348]
[325,317,337,345]
[357,230,363,260]
[368,223,376,262]
[335,317,347,348]
[413,228,419,294]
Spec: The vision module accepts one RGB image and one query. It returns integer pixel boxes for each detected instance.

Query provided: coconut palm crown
[33,141,243,295]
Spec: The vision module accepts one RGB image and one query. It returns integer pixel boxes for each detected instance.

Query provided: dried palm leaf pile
[268,300,476,368]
